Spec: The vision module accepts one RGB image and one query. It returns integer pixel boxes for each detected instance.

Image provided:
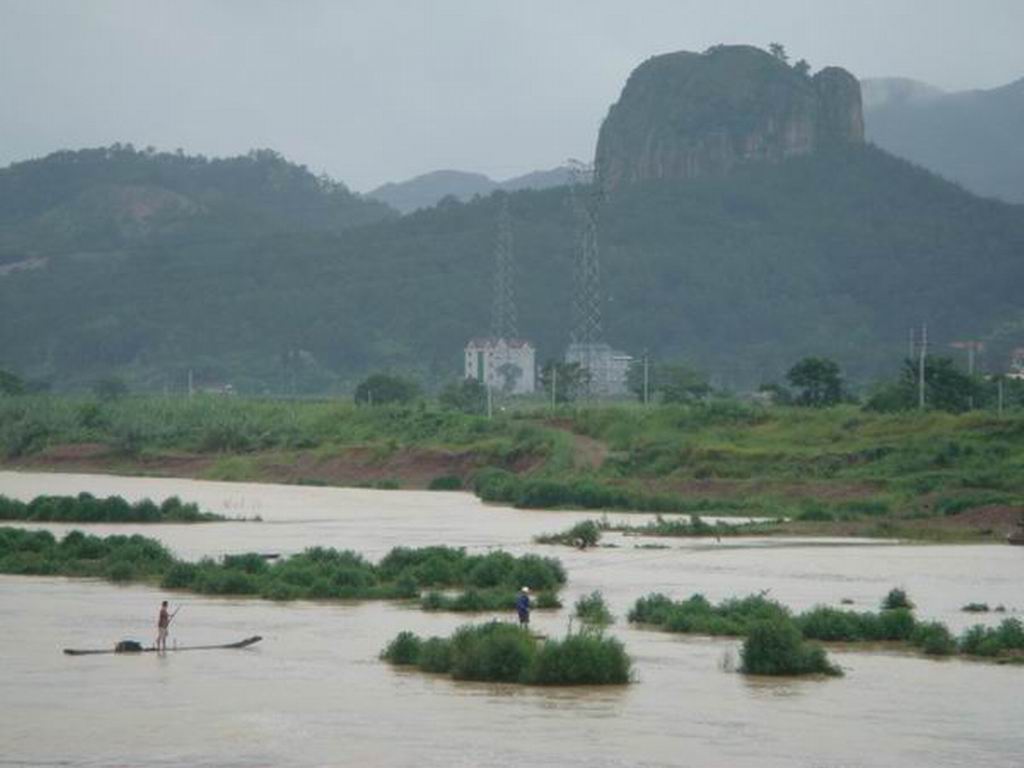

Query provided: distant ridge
[863,76,1024,203]
[368,166,571,214]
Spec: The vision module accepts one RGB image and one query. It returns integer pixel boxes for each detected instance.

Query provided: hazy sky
[2,1,1024,191]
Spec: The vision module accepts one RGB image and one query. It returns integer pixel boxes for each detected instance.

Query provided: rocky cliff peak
[595,45,864,191]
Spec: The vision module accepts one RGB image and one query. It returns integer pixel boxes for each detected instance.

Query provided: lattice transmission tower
[567,159,605,394]
[490,193,517,341]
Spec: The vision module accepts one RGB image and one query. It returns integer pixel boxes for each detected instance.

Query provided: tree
[793,58,811,77]
[865,357,982,413]
[438,377,487,414]
[786,357,843,407]
[538,361,590,404]
[354,372,420,406]
[768,42,789,63]
[0,369,25,396]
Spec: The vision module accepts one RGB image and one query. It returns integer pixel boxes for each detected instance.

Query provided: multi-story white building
[565,342,633,396]
[464,337,536,394]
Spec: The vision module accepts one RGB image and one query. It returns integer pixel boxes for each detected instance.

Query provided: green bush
[529,631,631,685]
[380,623,632,686]
[740,617,842,677]
[428,475,463,491]
[449,622,535,682]
[881,588,914,610]
[911,621,956,656]
[381,631,422,665]
[574,591,614,626]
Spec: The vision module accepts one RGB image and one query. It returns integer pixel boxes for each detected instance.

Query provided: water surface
[1,471,1021,767]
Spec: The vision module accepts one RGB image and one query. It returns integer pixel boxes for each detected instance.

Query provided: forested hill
[2,142,1024,394]
[0,145,394,262]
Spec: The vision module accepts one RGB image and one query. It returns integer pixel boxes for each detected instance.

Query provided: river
[1,471,1021,767]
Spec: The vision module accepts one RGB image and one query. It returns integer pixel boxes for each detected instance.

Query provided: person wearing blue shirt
[516,586,531,627]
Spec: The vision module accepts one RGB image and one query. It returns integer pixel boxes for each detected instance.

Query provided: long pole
[551,365,557,409]
[643,352,649,406]
[918,323,927,410]
[486,384,493,419]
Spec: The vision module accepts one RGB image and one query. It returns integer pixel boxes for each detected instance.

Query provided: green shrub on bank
[428,475,463,491]
[0,493,223,523]
[0,528,565,609]
[740,617,842,677]
[380,622,631,686]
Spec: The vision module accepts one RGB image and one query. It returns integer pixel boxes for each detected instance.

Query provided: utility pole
[643,351,650,406]
[917,323,927,410]
[187,369,194,399]
[551,365,557,409]
[486,384,493,419]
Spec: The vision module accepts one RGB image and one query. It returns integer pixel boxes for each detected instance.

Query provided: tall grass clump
[574,591,614,626]
[740,617,842,677]
[534,519,603,548]
[380,622,631,685]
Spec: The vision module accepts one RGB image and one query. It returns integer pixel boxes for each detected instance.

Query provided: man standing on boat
[516,587,531,628]
[156,601,170,651]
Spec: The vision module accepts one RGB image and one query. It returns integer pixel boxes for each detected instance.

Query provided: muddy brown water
[1,471,1022,767]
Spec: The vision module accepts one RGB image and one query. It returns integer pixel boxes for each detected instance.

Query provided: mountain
[863,76,1024,203]
[3,47,1024,394]
[0,145,394,265]
[368,167,571,213]
[596,45,863,191]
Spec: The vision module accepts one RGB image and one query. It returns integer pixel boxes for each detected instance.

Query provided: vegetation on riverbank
[0,528,566,605]
[0,493,224,523]
[629,591,1024,663]
[381,622,631,685]
[3,395,1024,540]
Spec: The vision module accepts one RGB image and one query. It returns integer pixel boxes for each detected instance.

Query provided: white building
[565,342,633,396]
[465,338,536,394]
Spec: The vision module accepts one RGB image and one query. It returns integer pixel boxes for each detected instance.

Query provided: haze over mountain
[2,45,1024,394]
[368,167,571,214]
[863,76,1024,202]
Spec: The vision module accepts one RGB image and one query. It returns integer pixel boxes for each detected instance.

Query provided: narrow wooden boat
[63,635,262,656]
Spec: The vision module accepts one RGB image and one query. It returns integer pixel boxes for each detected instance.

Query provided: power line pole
[643,350,650,406]
[918,322,927,410]
[551,364,557,410]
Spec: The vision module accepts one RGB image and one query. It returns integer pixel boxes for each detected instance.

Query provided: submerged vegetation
[630,590,1024,664]
[574,591,615,626]
[0,528,565,606]
[0,493,224,523]
[381,622,631,686]
[740,617,842,677]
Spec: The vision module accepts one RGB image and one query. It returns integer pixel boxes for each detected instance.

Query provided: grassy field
[2,395,1022,540]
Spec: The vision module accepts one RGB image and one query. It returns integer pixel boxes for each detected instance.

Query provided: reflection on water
[1,471,1022,767]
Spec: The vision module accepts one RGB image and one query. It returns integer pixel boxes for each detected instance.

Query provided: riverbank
[2,395,1023,541]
